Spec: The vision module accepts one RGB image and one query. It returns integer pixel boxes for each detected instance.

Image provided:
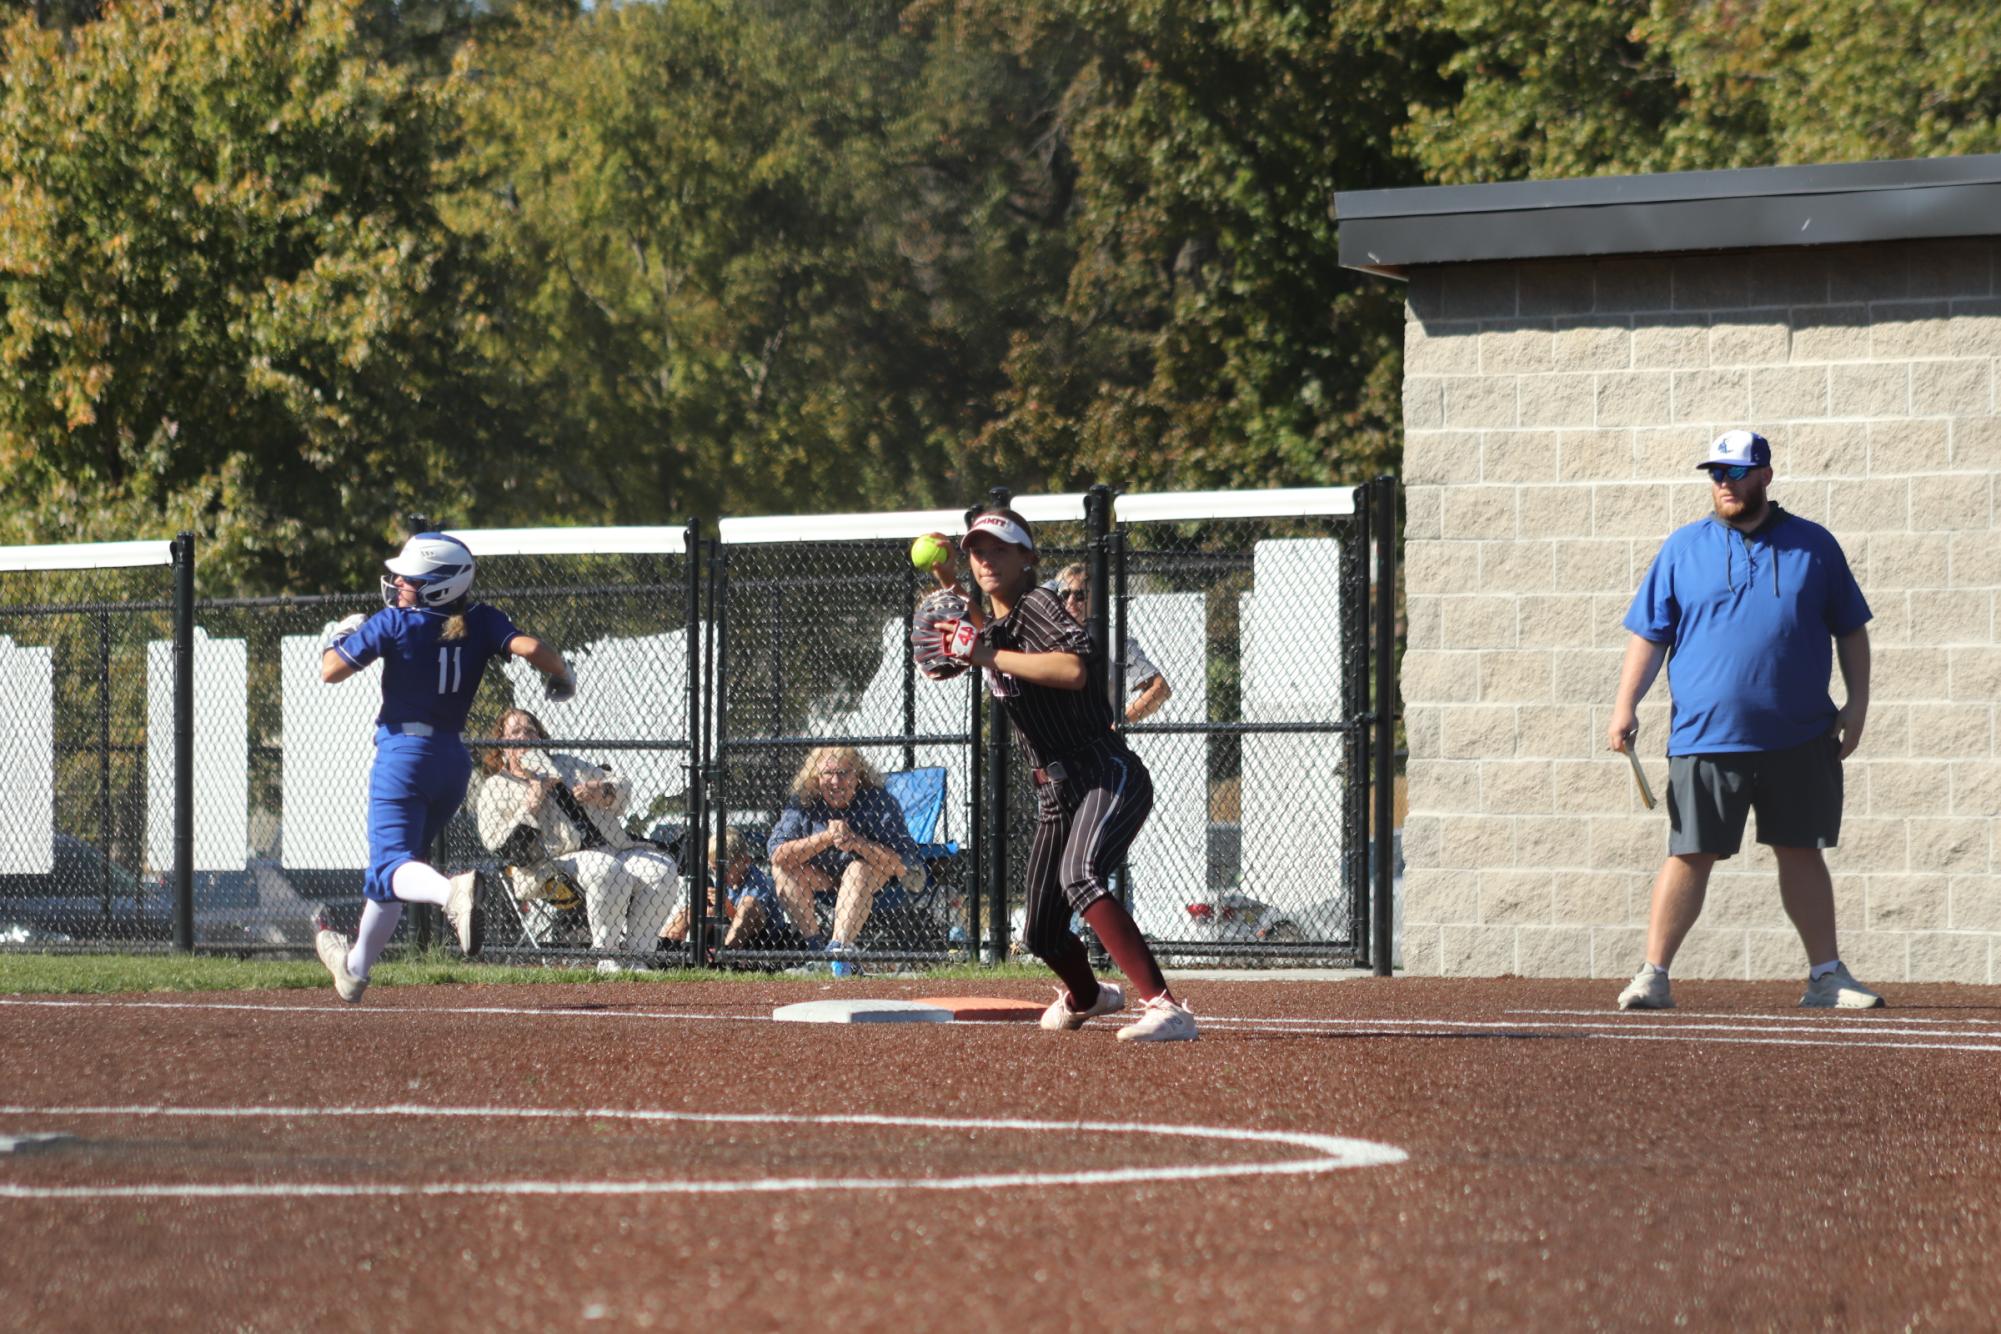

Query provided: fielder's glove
[320,612,367,656]
[911,589,979,681]
[544,668,577,703]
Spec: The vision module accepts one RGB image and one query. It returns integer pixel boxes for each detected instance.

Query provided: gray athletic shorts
[1666,732,1843,858]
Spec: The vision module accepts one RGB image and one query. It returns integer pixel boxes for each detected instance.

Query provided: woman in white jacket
[475,707,678,969]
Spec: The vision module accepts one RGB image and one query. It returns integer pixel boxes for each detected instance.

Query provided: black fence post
[705,539,730,969]
[968,676,984,962]
[171,532,195,954]
[685,518,707,970]
[1083,484,1118,965]
[981,485,1012,964]
[985,691,1009,963]
[1372,477,1399,977]
[1084,484,1113,712]
[1348,487,1373,966]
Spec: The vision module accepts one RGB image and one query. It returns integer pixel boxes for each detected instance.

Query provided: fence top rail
[0,539,175,572]
[719,495,1091,546]
[442,526,688,557]
[1115,487,1359,522]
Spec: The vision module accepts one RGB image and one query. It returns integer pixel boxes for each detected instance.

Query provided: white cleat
[1616,966,1673,1011]
[1116,993,1198,1043]
[1040,981,1125,1031]
[1800,963,1885,1009]
[442,870,484,959]
[312,911,367,1004]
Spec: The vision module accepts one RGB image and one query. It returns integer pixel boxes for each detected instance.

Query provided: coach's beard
[1713,480,1768,525]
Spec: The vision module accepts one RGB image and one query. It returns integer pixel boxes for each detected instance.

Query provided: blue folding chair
[875,767,963,948]
[882,766,958,862]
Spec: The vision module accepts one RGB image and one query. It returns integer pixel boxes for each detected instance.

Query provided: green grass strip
[0,951,1048,996]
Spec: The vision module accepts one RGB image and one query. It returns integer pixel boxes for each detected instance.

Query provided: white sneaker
[442,870,484,959]
[312,912,366,1004]
[1040,981,1125,1031]
[1616,966,1673,1010]
[595,958,622,976]
[1116,993,1198,1043]
[1800,962,1885,1009]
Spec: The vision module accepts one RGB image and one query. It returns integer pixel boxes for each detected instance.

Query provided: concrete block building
[1336,156,2001,984]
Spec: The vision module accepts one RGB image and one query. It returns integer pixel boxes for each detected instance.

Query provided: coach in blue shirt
[1607,429,1883,1012]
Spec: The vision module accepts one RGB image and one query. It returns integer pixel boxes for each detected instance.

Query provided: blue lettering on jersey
[334,603,522,734]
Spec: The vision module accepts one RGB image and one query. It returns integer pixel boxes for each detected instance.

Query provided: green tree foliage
[0,0,515,591]
[1401,0,2001,182]
[453,0,1021,520]
[956,0,1439,492]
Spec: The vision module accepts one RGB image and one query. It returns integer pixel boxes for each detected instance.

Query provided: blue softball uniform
[334,603,522,901]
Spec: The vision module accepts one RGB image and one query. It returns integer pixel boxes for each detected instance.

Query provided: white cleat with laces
[1040,981,1125,1031]
[312,912,367,1004]
[1116,993,1199,1042]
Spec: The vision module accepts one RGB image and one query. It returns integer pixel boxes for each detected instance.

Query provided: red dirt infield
[3,975,1999,1331]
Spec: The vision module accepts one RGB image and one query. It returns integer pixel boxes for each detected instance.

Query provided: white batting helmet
[382,532,475,609]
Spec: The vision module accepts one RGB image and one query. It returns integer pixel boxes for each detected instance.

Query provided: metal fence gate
[0,482,1398,972]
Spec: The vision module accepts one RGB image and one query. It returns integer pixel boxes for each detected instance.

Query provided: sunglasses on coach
[1706,464,1759,481]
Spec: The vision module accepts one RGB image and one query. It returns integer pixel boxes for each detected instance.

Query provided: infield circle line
[0,1104,1407,1200]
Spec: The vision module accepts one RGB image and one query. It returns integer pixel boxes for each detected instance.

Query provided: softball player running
[935,506,1196,1042]
[311,533,575,1003]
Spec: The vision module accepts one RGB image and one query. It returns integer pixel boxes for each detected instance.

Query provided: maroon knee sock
[1040,932,1102,1009]
[1081,897,1168,1002]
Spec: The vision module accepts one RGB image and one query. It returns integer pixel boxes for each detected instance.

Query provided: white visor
[960,513,1034,552]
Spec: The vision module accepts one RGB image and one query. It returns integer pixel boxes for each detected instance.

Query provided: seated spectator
[1054,562,1172,723]
[658,828,793,954]
[767,745,923,975]
[474,707,678,971]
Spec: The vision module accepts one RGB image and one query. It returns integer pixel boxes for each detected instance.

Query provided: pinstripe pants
[1021,742,1154,962]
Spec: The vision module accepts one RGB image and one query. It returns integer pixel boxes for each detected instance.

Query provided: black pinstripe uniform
[981,586,1155,961]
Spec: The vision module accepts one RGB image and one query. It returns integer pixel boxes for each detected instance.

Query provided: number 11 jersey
[333,603,521,734]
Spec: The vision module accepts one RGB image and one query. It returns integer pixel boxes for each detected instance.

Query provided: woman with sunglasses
[930,507,1197,1041]
[1053,561,1173,724]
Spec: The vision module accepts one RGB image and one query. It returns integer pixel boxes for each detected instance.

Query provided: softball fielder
[311,533,575,1003]
[930,506,1196,1041]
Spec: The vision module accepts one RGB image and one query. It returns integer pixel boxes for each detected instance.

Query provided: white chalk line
[6,996,2000,1053]
[1510,1007,2001,1027]
[0,997,766,1024]
[0,1104,1406,1200]
[1197,1021,2001,1054]
[1184,1016,2000,1048]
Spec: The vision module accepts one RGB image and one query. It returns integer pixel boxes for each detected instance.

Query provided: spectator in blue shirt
[1608,430,1880,1012]
[767,745,923,975]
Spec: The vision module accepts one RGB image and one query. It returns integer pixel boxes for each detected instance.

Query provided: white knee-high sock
[390,859,453,906]
[347,899,403,980]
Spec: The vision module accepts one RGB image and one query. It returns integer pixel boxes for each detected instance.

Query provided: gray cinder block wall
[1397,240,2001,983]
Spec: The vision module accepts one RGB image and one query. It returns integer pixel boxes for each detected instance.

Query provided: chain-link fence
[1108,492,1371,963]
[1,487,1397,971]
[0,528,701,963]
[0,542,180,950]
[710,516,981,972]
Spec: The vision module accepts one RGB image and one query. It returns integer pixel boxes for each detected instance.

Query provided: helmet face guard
[381,533,475,609]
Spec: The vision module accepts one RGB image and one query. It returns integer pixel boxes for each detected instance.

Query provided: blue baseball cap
[1699,429,1771,471]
